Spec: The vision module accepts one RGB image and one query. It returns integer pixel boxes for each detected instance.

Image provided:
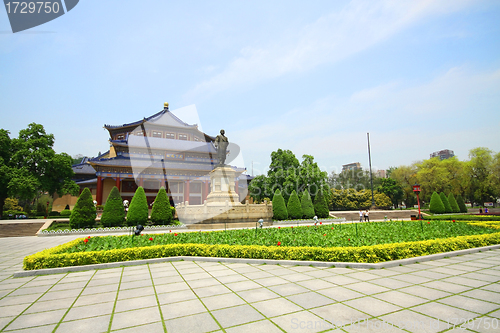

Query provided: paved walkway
[0,236,499,333]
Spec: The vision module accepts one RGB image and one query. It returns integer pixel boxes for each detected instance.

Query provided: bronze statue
[214,129,228,166]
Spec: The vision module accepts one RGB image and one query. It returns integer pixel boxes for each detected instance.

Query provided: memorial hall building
[62,103,248,209]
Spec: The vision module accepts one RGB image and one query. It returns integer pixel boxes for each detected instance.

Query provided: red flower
[83,238,88,243]
[277,241,281,246]
[291,226,293,229]
[278,227,281,229]
[149,237,153,241]
[348,238,350,241]
[331,227,334,229]
[323,234,326,236]
[174,233,178,236]
[320,222,322,225]
[87,236,91,239]
[307,226,310,227]
[453,220,455,223]
[427,222,430,224]
[170,230,171,232]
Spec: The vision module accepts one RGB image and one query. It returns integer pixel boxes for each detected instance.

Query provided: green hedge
[424,215,500,221]
[23,230,500,270]
[429,191,445,214]
[287,190,302,219]
[272,189,288,220]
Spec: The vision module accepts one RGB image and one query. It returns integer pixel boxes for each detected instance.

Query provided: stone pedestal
[176,166,273,224]
[206,167,240,204]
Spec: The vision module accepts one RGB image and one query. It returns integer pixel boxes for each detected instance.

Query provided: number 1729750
[5,2,60,14]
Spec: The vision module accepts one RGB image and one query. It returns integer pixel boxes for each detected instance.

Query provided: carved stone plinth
[205,166,240,204]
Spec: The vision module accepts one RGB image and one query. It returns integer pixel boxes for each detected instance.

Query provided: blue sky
[1,0,499,176]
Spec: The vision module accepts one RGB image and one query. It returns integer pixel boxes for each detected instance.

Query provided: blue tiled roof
[111,136,217,154]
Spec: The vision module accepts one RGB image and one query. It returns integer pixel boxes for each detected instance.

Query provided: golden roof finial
[164,102,169,109]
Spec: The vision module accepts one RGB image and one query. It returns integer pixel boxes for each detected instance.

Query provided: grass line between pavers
[107,267,124,333]
[22,232,500,270]
[52,270,97,332]
[147,264,167,333]
[0,273,68,332]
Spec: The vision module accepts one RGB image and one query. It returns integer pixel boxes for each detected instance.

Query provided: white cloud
[184,0,474,101]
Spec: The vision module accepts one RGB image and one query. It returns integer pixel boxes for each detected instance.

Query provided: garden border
[14,243,500,277]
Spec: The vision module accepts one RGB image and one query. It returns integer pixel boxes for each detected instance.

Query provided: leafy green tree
[69,188,96,228]
[456,194,468,213]
[248,175,268,203]
[126,186,149,226]
[151,187,172,225]
[0,124,78,216]
[464,147,495,206]
[313,190,329,218]
[286,190,302,219]
[100,186,125,227]
[429,191,445,214]
[440,192,452,213]
[377,178,404,208]
[299,155,328,202]
[448,193,460,213]
[272,189,288,220]
[300,190,315,219]
[390,164,418,207]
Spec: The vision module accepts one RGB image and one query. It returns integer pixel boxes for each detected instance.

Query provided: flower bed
[24,221,500,270]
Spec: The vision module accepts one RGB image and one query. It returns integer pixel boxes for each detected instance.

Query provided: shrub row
[423,215,500,221]
[23,231,500,270]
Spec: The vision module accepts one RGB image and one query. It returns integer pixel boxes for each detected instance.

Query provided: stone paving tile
[0,303,30,317]
[344,296,402,317]
[303,269,337,279]
[398,285,451,300]
[318,286,364,302]
[391,273,432,284]
[342,319,407,332]
[380,309,448,333]
[164,312,220,333]
[366,269,400,277]
[72,290,117,307]
[0,294,45,307]
[241,271,274,279]
[6,323,57,333]
[56,314,111,333]
[201,293,246,311]
[461,272,500,283]
[186,277,221,289]
[110,306,162,331]
[110,321,164,333]
[296,278,336,291]
[193,284,232,297]
[119,278,154,291]
[271,310,330,333]
[461,289,500,304]
[255,276,289,287]
[216,273,248,284]
[81,283,119,296]
[268,283,309,296]
[438,295,500,314]
[286,291,335,309]
[0,316,15,330]
[117,286,155,300]
[182,272,213,281]
[443,276,491,288]
[160,298,207,320]
[372,290,428,308]
[283,273,315,282]
[481,283,500,293]
[64,300,115,321]
[411,270,451,280]
[154,281,190,294]
[422,280,472,294]
[225,319,284,333]
[211,304,264,328]
[236,288,280,303]
[344,271,380,281]
[251,297,303,317]
[310,303,370,327]
[411,302,479,322]
[114,294,158,313]
[322,275,361,285]
[4,309,66,331]
[370,277,412,289]
[156,288,197,304]
[24,297,75,314]
[344,282,390,295]
[225,280,262,292]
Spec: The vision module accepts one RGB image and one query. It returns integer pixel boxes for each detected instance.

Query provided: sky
[1,0,499,177]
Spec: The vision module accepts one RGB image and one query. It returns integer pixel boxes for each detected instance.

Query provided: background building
[430,149,455,160]
[342,162,361,172]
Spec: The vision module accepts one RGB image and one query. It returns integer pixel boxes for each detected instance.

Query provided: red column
[96,176,103,205]
[184,180,190,203]
[115,177,121,191]
[139,177,144,187]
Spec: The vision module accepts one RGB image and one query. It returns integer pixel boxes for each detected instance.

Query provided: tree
[69,188,96,228]
[440,192,452,213]
[248,175,268,203]
[126,186,149,226]
[100,186,125,227]
[390,164,418,207]
[151,187,172,225]
[0,124,77,216]
[286,190,302,219]
[313,190,329,218]
[298,155,328,202]
[301,190,315,219]
[377,178,403,208]
[272,189,288,220]
[429,191,445,214]
[448,193,460,213]
[464,147,495,206]
[456,194,468,213]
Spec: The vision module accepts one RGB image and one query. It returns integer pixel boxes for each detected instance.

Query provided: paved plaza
[0,235,499,333]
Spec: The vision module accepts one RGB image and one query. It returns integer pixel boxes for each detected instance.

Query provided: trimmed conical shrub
[448,193,460,213]
[286,190,302,220]
[151,187,172,225]
[126,186,148,226]
[440,192,452,213]
[456,194,468,213]
[69,188,96,228]
[101,186,125,227]
[314,190,329,218]
[429,191,445,214]
[272,189,288,220]
[301,190,315,219]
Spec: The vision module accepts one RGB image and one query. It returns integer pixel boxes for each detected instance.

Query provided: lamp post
[412,183,422,220]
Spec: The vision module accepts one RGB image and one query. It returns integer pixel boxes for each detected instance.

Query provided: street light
[412,183,422,220]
